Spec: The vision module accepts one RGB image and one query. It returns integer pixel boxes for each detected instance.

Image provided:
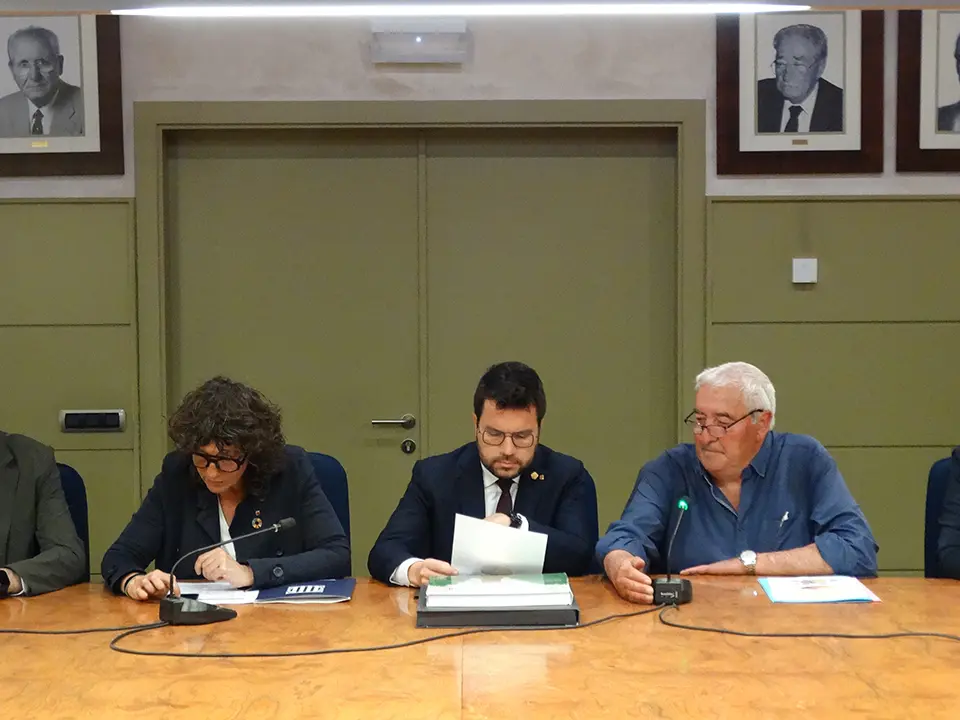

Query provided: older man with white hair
[597,361,877,605]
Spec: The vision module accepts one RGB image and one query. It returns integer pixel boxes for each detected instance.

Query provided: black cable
[0,621,168,636]
[658,605,960,643]
[109,605,665,659]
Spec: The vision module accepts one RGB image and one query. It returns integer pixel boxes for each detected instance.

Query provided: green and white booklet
[425,573,573,609]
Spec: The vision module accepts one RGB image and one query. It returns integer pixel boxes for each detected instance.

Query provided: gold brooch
[252,510,262,529]
[531,471,543,481]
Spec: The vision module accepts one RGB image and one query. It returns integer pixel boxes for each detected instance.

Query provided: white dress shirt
[779,81,820,133]
[218,501,237,560]
[390,461,529,586]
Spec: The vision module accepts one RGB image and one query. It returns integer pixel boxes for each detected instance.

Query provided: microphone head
[277,517,297,531]
[677,496,690,511]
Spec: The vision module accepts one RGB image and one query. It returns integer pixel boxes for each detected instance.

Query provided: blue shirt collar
[748,431,775,478]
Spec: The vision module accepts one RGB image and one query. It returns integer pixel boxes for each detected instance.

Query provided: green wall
[1,192,951,577]
[709,197,960,571]
[0,199,140,579]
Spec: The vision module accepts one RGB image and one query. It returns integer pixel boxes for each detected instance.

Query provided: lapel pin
[531,471,542,481]
[252,509,263,529]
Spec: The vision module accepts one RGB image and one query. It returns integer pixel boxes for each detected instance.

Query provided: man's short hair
[773,23,828,63]
[7,26,61,62]
[695,361,776,428]
[473,361,547,425]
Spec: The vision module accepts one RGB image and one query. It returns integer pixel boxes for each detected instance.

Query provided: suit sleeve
[246,454,351,587]
[6,448,85,596]
[101,474,168,594]
[527,465,599,576]
[367,460,433,584]
[938,463,960,579]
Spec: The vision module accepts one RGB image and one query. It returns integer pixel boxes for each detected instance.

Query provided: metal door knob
[371,413,417,430]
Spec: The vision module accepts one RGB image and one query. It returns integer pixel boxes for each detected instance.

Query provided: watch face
[740,550,757,566]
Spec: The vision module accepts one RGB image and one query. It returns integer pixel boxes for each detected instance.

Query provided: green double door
[165,126,678,574]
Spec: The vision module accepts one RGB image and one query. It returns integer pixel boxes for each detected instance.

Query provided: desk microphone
[653,497,693,606]
[159,517,297,626]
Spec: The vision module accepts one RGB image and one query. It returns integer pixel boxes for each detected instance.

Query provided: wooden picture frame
[0,15,122,177]
[716,11,884,175]
[896,10,960,172]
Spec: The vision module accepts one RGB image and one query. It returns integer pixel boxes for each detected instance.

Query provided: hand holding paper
[451,513,547,576]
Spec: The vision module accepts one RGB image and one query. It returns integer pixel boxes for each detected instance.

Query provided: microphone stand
[158,519,295,626]
[653,498,694,606]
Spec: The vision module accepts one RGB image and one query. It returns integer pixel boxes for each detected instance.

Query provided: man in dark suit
[368,361,599,586]
[937,32,960,133]
[0,26,84,138]
[757,24,843,134]
[0,430,86,597]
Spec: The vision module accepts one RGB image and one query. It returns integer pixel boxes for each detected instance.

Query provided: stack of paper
[424,573,573,609]
[758,576,881,604]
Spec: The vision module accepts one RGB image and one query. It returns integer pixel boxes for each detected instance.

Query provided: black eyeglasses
[478,428,537,449]
[192,452,246,473]
[683,409,761,438]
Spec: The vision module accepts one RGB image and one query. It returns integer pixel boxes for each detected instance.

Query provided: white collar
[481,461,518,489]
[784,80,820,117]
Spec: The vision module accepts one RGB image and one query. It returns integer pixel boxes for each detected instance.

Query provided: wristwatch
[508,512,523,529]
[0,568,10,598]
[739,550,758,575]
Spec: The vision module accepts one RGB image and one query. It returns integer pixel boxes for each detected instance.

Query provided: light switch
[792,258,818,284]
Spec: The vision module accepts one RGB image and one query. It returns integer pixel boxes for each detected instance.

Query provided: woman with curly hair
[102,377,350,600]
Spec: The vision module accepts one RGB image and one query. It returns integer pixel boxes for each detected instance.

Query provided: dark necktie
[495,478,514,515]
[784,105,803,133]
[31,110,43,135]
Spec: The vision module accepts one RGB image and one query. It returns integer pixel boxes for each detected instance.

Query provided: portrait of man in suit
[937,32,960,132]
[0,26,84,138]
[757,23,844,134]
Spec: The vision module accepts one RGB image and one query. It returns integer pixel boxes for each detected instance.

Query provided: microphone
[653,497,693,606]
[158,517,297,626]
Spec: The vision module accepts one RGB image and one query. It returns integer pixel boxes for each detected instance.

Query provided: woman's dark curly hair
[167,376,286,500]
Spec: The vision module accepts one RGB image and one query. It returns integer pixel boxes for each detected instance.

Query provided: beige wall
[1,10,958,199]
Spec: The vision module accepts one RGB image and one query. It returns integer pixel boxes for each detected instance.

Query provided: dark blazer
[937,448,960,579]
[757,77,844,133]
[0,82,84,137]
[0,431,85,595]
[367,442,599,583]
[101,445,350,594]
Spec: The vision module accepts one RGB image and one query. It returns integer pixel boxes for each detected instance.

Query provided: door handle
[371,413,416,430]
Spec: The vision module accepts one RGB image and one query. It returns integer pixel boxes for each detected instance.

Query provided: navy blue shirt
[596,431,878,577]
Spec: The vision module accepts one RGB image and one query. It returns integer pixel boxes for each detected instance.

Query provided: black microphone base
[653,578,693,605]
[159,596,238,626]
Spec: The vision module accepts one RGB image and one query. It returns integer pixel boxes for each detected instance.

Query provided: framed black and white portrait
[717,11,884,175]
[0,14,122,177]
[897,10,960,171]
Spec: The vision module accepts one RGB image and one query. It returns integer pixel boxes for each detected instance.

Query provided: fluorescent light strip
[114,4,811,18]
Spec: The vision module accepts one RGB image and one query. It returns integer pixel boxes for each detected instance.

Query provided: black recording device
[652,497,693,606]
[158,517,297,625]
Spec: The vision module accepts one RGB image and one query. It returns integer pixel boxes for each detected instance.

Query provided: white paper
[450,513,547,576]
[177,580,234,595]
[195,590,260,605]
[758,576,881,604]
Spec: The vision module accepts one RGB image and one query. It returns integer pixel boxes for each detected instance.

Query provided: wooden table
[2,576,959,719]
